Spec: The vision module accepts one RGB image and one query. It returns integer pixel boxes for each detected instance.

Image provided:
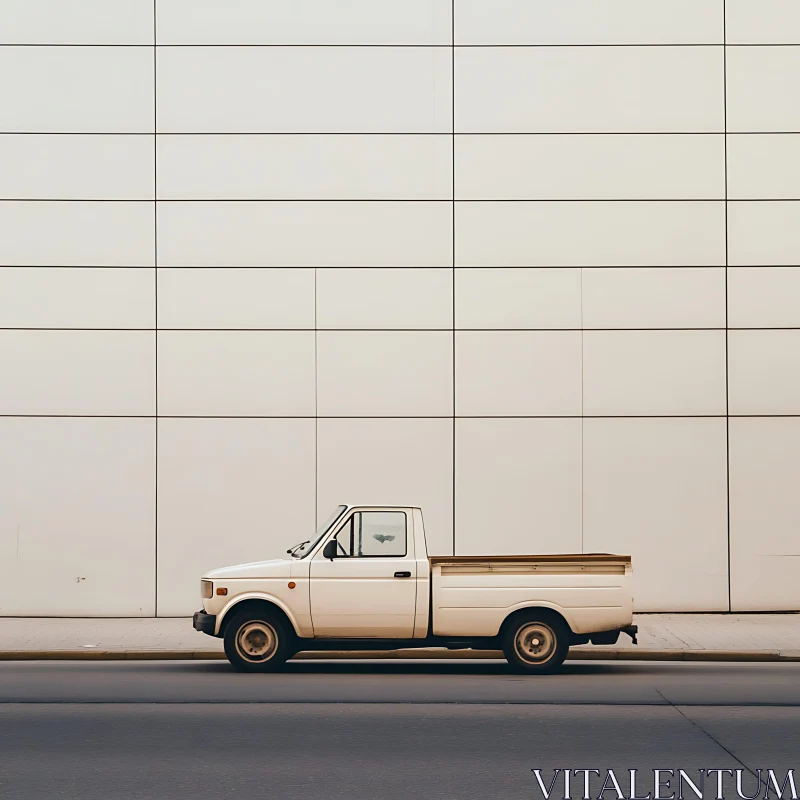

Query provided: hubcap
[514,622,556,664]
[236,621,278,662]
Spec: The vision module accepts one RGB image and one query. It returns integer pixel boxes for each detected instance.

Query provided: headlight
[201,580,212,599]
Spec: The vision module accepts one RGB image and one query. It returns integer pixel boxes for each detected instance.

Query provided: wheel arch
[498,604,574,640]
[216,594,299,639]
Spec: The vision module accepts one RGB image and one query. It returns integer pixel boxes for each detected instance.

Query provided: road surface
[1,660,797,800]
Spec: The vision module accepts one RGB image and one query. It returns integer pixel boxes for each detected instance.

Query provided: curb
[0,648,798,662]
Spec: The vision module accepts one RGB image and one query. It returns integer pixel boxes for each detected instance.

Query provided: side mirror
[322,540,337,561]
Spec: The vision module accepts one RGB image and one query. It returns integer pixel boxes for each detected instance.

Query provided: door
[310,510,417,638]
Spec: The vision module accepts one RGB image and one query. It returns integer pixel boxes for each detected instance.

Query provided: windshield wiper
[287,540,310,557]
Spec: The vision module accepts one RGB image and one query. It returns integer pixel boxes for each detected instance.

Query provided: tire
[502,611,569,674]
[223,609,291,673]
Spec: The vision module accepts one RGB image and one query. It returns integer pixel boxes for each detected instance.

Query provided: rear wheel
[223,609,291,673]
[502,612,569,674]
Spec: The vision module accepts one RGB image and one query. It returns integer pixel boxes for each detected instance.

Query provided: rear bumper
[193,610,217,636]
[583,624,638,646]
[622,624,638,644]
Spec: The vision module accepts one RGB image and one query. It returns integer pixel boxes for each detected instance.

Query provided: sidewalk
[1,613,799,661]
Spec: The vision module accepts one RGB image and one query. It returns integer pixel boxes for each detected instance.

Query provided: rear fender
[497,601,577,636]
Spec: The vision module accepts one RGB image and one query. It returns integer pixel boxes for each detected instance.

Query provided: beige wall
[1,0,799,615]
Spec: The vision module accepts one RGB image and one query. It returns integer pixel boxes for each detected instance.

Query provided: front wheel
[223,610,291,673]
[502,612,569,674]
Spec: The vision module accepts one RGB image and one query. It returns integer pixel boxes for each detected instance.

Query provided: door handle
[394,571,411,578]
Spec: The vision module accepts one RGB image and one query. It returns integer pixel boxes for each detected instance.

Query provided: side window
[332,512,407,558]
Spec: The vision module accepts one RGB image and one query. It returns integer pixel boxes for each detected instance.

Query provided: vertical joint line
[580,268,585,553]
[723,0,732,613]
[314,267,319,526]
[451,0,456,557]
[153,0,158,618]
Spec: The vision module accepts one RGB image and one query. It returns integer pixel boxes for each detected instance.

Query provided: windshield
[292,505,347,559]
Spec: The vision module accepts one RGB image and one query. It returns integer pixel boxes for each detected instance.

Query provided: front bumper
[193,610,217,636]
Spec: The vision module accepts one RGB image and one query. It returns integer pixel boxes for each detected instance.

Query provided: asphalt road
[2,659,800,705]
[1,661,798,800]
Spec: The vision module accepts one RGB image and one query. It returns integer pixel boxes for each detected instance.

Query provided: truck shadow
[285,661,623,676]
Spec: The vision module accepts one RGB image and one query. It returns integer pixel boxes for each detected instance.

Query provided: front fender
[214,592,302,637]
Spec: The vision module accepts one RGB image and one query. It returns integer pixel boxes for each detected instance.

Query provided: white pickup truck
[193,504,637,674]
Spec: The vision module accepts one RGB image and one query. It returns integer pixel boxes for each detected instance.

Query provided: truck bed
[429,554,631,564]
[428,553,633,637]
